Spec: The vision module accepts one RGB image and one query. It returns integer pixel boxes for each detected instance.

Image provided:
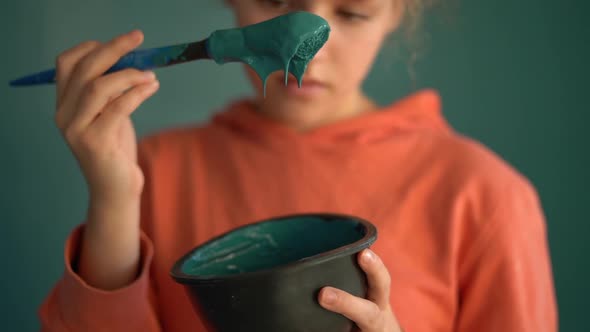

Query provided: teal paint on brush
[207,11,330,94]
[9,11,330,96]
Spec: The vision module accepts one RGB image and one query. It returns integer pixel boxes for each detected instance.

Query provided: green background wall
[1,0,587,330]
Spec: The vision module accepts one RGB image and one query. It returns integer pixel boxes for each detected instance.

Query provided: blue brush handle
[9,42,205,87]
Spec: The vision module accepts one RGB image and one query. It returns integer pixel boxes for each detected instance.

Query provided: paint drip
[207,11,331,96]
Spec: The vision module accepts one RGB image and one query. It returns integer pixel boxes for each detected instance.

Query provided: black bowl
[170,213,377,332]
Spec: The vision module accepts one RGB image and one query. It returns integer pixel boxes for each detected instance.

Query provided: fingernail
[146,80,159,91]
[129,29,142,40]
[143,71,156,80]
[322,288,337,305]
[363,249,376,264]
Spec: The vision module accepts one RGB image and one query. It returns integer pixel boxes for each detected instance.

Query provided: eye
[258,0,289,9]
[337,10,370,22]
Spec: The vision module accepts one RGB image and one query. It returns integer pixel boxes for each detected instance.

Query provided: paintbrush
[9,40,209,86]
[9,11,330,93]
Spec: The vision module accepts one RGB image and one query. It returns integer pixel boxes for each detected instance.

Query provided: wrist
[89,190,142,210]
[86,193,141,231]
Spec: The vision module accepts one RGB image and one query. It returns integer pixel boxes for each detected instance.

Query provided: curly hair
[402,0,437,36]
[394,0,441,86]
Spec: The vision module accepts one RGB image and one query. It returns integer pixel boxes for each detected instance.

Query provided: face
[229,0,403,123]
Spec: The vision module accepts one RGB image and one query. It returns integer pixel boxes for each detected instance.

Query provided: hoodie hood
[212,89,452,145]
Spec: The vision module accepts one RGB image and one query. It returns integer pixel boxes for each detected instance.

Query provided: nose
[294,0,327,18]
[292,4,331,62]
[311,38,328,62]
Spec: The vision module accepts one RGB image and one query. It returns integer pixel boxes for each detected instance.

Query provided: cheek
[330,31,386,90]
[244,65,263,90]
[236,12,264,27]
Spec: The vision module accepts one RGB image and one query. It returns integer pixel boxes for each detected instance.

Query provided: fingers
[55,30,146,132]
[318,249,395,331]
[55,40,102,106]
[67,30,145,101]
[92,80,160,137]
[359,249,391,309]
[68,69,157,132]
[319,287,384,331]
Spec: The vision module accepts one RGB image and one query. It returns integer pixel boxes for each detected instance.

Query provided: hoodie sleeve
[38,138,162,332]
[456,178,558,332]
[38,225,161,332]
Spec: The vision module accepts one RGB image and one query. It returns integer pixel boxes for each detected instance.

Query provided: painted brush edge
[9,39,211,87]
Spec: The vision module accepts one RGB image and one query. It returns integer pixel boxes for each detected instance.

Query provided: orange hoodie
[39,89,557,331]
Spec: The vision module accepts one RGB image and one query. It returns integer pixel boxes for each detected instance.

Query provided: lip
[273,75,328,98]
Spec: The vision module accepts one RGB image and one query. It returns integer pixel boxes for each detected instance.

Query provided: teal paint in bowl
[170,213,377,332]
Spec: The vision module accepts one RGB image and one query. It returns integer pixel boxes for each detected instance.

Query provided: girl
[39,0,557,331]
